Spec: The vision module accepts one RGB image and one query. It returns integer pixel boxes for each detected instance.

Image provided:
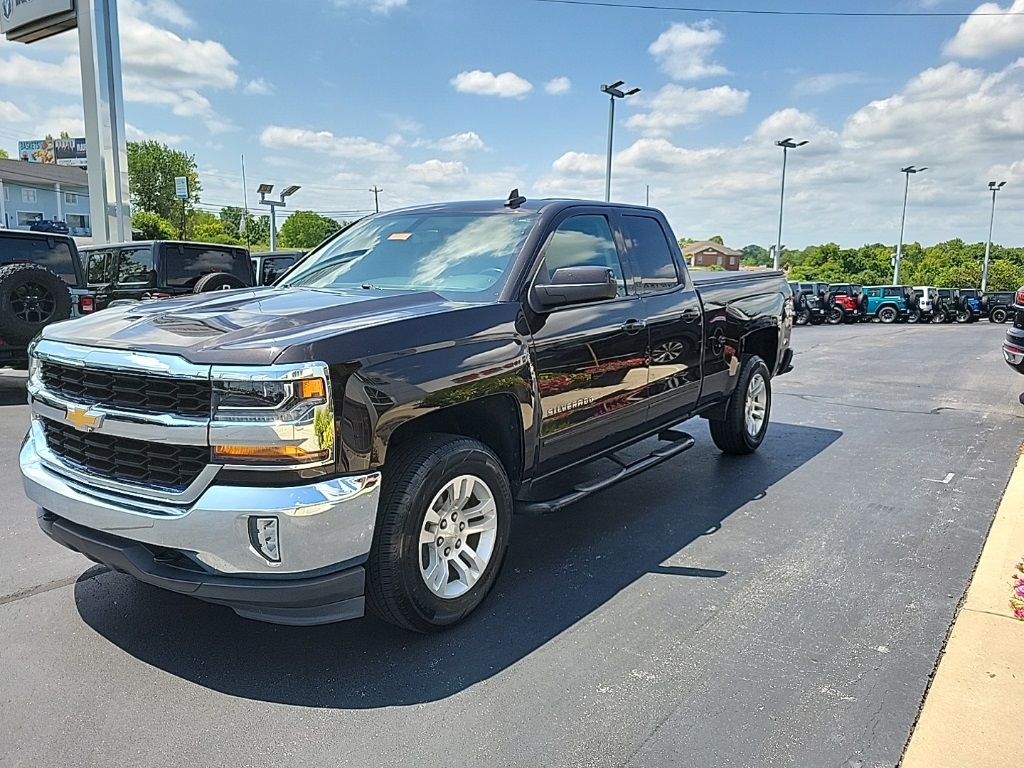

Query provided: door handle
[622,319,647,334]
[681,308,701,321]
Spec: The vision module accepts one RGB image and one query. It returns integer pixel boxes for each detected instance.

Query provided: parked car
[0,230,95,367]
[790,280,831,325]
[29,219,71,235]
[79,240,254,310]
[863,285,915,323]
[931,288,971,324]
[958,289,985,322]
[23,195,794,631]
[828,283,866,324]
[987,291,1015,323]
[911,286,940,323]
[251,249,304,286]
[1001,287,1024,375]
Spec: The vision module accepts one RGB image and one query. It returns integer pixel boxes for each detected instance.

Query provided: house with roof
[0,158,92,239]
[681,240,743,271]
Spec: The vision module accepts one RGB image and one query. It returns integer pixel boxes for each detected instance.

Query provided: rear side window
[164,246,251,289]
[0,237,78,285]
[621,215,680,294]
[866,288,881,297]
[262,256,296,285]
[116,248,156,286]
[883,287,904,298]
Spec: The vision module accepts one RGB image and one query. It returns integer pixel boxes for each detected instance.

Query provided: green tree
[127,140,201,223]
[986,259,1024,291]
[0,148,8,159]
[220,207,271,248]
[708,235,724,245]
[189,210,243,245]
[279,210,342,249]
[740,244,770,267]
[131,210,176,240]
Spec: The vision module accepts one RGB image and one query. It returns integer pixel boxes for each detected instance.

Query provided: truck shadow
[0,374,27,406]
[73,422,840,709]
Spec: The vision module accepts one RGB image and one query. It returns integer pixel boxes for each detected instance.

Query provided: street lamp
[258,183,301,252]
[982,180,1007,292]
[893,165,927,285]
[601,80,640,202]
[774,138,807,271]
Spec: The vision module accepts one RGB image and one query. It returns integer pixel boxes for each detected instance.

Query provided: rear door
[110,246,157,304]
[528,210,650,476]
[619,212,702,424]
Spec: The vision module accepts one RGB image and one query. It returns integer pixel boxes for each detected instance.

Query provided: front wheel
[708,355,772,455]
[366,434,512,632]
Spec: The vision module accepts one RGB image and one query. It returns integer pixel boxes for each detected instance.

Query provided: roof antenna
[505,188,526,209]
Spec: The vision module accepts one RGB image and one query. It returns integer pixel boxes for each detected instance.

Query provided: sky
[1,0,1023,250]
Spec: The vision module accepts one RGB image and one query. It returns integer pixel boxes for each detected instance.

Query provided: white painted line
[925,473,955,484]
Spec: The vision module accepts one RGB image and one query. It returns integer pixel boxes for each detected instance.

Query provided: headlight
[210,365,335,467]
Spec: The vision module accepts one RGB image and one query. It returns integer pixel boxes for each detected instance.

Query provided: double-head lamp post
[893,165,926,286]
[982,180,1007,292]
[257,183,301,252]
[601,80,640,203]
[774,138,807,271]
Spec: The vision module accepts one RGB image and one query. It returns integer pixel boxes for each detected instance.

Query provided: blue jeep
[863,285,915,323]
[958,289,985,322]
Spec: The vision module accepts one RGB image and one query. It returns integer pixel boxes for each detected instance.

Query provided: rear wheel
[826,306,845,325]
[907,309,921,324]
[878,305,898,324]
[794,308,810,326]
[955,309,972,324]
[930,310,946,324]
[708,356,772,455]
[366,434,512,632]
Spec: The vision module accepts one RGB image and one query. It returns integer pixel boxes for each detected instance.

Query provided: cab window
[621,215,680,294]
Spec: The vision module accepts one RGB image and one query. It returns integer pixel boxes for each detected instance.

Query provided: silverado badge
[65,406,103,432]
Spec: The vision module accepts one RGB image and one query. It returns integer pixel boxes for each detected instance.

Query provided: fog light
[249,517,281,563]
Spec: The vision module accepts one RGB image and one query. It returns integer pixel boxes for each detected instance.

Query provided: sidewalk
[901,451,1024,767]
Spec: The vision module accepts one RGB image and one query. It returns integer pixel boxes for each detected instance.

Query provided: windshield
[284,210,539,299]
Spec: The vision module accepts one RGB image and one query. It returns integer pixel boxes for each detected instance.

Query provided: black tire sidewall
[993,308,1008,323]
[193,272,247,293]
[0,264,73,345]
[879,306,897,323]
[376,438,512,630]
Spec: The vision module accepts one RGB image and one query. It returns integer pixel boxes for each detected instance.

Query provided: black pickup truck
[21,195,793,632]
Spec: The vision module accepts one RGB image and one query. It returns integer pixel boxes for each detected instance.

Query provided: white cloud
[0,100,30,123]
[142,0,195,28]
[33,106,86,139]
[793,72,867,96]
[451,70,533,98]
[627,84,749,135]
[544,77,571,95]
[260,126,400,162]
[0,54,80,94]
[126,123,186,145]
[944,0,1024,58]
[333,0,407,12]
[243,78,273,95]
[435,131,486,153]
[406,159,469,186]
[649,21,728,81]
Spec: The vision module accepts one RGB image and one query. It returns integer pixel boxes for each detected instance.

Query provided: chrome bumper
[20,426,381,576]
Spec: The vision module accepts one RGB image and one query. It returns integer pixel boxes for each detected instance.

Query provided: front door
[528,211,650,477]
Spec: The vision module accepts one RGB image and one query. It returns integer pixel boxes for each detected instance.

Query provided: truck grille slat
[41,361,211,417]
[41,417,209,492]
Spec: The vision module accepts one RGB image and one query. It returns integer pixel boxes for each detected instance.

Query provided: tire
[930,310,946,324]
[0,263,73,345]
[907,309,921,324]
[193,272,247,293]
[859,293,869,313]
[992,308,1009,323]
[878,305,898,324]
[708,355,772,455]
[955,309,971,324]
[826,306,845,325]
[795,309,810,326]
[366,434,512,633]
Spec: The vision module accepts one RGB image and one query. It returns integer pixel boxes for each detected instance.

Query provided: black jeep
[79,240,253,310]
[790,280,832,325]
[0,229,95,366]
[987,291,1015,323]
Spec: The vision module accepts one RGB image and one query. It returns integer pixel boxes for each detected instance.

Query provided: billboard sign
[1,0,76,43]
[18,137,86,166]
[174,176,189,199]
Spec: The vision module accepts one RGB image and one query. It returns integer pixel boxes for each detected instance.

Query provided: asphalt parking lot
[1,323,1022,768]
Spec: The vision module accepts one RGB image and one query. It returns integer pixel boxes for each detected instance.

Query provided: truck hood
[40,287,465,365]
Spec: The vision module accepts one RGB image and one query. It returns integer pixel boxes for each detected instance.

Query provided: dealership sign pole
[2,0,131,244]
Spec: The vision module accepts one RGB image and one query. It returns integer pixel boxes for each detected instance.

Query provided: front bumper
[21,427,382,625]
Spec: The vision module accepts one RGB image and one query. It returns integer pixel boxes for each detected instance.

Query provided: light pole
[893,165,927,285]
[774,138,807,271]
[258,183,301,252]
[601,80,640,202]
[982,180,1006,292]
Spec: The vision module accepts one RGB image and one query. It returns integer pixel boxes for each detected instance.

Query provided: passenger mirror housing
[530,267,617,311]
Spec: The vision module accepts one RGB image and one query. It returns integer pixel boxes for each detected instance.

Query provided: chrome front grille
[41,417,210,492]
[40,360,212,417]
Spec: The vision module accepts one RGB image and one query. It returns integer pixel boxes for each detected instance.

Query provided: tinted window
[866,288,881,297]
[538,214,626,297]
[164,246,251,288]
[86,251,111,283]
[0,237,78,285]
[116,248,156,286]
[262,256,296,285]
[622,215,680,294]
[883,287,904,297]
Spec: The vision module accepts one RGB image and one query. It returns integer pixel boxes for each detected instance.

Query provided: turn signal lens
[213,444,329,464]
[297,378,326,400]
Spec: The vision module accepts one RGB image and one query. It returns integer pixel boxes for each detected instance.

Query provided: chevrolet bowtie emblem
[65,406,103,432]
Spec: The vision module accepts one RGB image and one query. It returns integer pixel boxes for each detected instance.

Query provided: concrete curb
[900,451,1024,767]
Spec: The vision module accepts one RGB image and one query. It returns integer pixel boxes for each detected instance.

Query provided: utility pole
[370,185,383,213]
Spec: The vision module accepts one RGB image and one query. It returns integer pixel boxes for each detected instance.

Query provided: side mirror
[530,266,618,311]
